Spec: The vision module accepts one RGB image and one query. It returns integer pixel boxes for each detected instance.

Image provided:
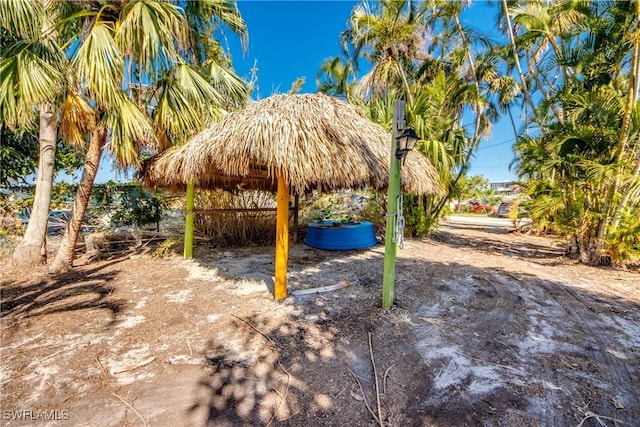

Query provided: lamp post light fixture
[395,128,419,161]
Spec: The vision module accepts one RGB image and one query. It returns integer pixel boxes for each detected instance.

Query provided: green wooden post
[184,181,195,259]
[382,101,404,309]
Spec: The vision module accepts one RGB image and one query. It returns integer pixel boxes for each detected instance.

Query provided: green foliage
[0,127,86,187]
[302,191,384,227]
[507,0,640,265]
[2,0,249,269]
[316,56,356,101]
[0,183,168,236]
[50,183,77,208]
[0,192,30,237]
[303,197,354,222]
[91,181,119,207]
[54,143,86,177]
[358,191,385,226]
[111,187,167,229]
[607,216,640,265]
[151,237,180,258]
[453,174,501,205]
[0,127,38,185]
[337,1,503,235]
[403,195,438,237]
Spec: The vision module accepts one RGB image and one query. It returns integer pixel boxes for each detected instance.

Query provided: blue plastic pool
[304,221,377,250]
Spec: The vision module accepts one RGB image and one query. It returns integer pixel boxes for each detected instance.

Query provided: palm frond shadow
[1,258,125,329]
[431,227,566,261]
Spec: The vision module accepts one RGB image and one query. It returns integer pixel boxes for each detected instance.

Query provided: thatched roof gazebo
[142,93,441,299]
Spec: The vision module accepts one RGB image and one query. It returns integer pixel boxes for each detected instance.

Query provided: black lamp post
[395,128,419,161]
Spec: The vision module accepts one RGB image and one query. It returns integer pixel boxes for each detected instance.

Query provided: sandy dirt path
[1,219,638,426]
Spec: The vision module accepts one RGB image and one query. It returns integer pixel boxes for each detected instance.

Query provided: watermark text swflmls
[3,410,70,421]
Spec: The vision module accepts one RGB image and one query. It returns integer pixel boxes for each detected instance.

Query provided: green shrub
[111,187,167,230]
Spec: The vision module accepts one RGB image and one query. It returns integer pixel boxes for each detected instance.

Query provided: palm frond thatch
[142,93,442,196]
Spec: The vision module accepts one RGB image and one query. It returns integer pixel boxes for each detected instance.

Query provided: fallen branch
[231,315,291,427]
[576,411,625,427]
[348,366,382,426]
[61,388,87,404]
[333,384,347,400]
[96,356,147,427]
[455,351,519,372]
[383,364,395,396]
[368,333,383,425]
[290,281,351,296]
[110,356,156,375]
[40,347,70,362]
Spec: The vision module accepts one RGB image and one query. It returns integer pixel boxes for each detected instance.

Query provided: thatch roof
[142,93,442,196]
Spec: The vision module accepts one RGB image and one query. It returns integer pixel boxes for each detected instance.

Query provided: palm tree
[421,0,500,218]
[337,0,500,235]
[341,0,428,104]
[316,56,356,101]
[512,0,640,264]
[17,0,247,272]
[0,0,69,265]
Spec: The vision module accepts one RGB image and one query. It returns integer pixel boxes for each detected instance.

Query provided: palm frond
[0,0,42,39]
[0,46,63,127]
[72,21,123,108]
[58,92,96,146]
[104,93,157,168]
[152,63,225,148]
[202,59,247,107]
[117,0,188,73]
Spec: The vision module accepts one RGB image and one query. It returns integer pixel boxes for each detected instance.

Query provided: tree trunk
[568,234,579,257]
[501,0,537,114]
[430,15,484,220]
[49,127,107,273]
[611,13,640,229]
[595,5,639,251]
[12,104,57,266]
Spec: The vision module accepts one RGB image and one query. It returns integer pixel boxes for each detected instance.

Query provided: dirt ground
[1,219,639,427]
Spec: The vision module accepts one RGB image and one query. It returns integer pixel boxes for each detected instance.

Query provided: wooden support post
[382,101,404,309]
[184,181,195,259]
[274,172,289,300]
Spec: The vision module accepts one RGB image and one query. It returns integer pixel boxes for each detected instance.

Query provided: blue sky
[93,0,517,184]
[225,0,518,183]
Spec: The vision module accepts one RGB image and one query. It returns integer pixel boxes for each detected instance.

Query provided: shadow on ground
[182,240,639,427]
[431,226,566,261]
[3,225,637,426]
[0,257,125,330]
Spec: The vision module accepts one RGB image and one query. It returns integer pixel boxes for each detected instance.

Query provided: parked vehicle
[467,199,494,214]
[496,202,510,217]
[496,200,528,218]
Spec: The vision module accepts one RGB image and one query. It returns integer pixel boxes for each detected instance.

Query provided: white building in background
[490,180,520,195]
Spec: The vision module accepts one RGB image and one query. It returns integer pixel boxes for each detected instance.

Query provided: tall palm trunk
[611,18,640,230]
[12,104,57,266]
[501,0,536,114]
[593,4,640,262]
[431,15,483,218]
[50,126,107,273]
